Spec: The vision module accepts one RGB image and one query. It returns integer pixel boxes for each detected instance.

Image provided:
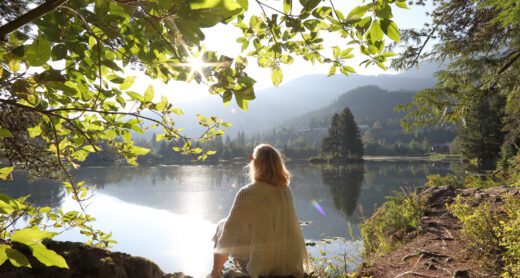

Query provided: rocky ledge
[0,240,192,278]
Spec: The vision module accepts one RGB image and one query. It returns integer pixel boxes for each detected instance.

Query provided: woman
[210,144,309,278]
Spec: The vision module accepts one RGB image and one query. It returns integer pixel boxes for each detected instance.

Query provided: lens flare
[310,199,326,217]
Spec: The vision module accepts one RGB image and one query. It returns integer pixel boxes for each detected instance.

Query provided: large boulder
[0,240,191,278]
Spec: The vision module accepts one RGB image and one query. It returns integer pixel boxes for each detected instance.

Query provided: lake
[0,161,457,277]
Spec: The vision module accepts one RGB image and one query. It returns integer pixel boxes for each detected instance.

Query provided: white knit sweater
[214,181,309,278]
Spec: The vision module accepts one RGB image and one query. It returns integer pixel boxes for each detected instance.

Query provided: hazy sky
[129,1,434,104]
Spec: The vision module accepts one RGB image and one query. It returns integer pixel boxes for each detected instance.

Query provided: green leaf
[347,4,370,19]
[0,166,14,181]
[271,66,283,86]
[381,19,400,42]
[30,243,68,268]
[126,91,143,102]
[368,19,384,42]
[300,0,320,12]
[130,146,150,155]
[312,6,332,19]
[0,127,13,138]
[51,44,67,60]
[341,48,354,59]
[27,126,42,138]
[25,36,51,67]
[332,46,340,59]
[283,0,292,14]
[11,227,56,246]
[382,51,396,57]
[188,0,244,28]
[328,65,336,77]
[120,76,136,90]
[144,85,154,102]
[396,0,409,9]
[0,244,9,265]
[6,248,30,268]
[375,4,393,19]
[235,94,249,111]
[340,66,356,75]
[172,108,183,115]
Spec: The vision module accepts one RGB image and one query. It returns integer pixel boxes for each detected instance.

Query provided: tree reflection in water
[320,164,365,221]
[0,171,65,208]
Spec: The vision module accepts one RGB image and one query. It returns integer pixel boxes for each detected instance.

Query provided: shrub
[425,174,463,188]
[425,174,501,189]
[360,190,426,261]
[448,194,520,276]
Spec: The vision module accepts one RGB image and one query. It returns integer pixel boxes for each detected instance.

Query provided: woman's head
[248,144,291,187]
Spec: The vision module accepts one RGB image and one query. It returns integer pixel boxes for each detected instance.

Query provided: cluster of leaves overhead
[234,0,404,87]
[0,0,405,188]
[392,0,520,161]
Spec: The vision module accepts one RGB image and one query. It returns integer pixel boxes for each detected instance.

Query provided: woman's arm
[211,252,228,278]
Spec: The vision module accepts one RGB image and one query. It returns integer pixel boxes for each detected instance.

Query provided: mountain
[283,85,415,129]
[163,63,438,137]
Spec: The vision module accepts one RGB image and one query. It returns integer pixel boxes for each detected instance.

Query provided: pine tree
[459,95,505,170]
[339,107,363,159]
[321,108,364,161]
[321,113,341,159]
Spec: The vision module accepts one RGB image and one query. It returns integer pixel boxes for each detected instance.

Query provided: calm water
[0,161,456,277]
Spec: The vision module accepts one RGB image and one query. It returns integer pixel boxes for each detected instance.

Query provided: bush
[425,174,463,188]
[425,174,501,189]
[448,194,520,276]
[360,190,426,261]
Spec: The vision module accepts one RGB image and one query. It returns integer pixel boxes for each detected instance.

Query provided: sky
[128,1,435,104]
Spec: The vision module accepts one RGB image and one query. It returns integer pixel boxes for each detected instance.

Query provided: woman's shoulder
[239,182,291,196]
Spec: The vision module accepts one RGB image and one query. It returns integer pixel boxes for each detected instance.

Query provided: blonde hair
[248,144,291,187]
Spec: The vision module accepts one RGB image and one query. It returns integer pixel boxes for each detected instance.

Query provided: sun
[188,55,207,77]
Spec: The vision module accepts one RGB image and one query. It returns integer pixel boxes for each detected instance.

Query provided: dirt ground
[358,186,519,278]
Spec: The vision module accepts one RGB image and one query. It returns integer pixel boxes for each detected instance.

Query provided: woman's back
[211,144,308,278]
[215,182,308,278]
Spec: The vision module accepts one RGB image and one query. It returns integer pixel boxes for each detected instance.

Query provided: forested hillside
[252,85,457,157]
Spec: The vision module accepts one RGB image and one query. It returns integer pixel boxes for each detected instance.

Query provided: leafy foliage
[360,190,426,261]
[0,192,115,269]
[393,0,520,168]
[448,194,520,276]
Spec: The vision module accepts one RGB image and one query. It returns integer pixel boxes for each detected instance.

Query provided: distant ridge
[282,85,416,129]
[168,63,438,136]
[137,62,440,138]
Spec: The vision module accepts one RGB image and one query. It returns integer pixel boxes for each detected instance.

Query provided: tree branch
[0,0,69,39]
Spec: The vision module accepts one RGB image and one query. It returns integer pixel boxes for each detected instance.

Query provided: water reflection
[0,171,64,208]
[0,162,457,275]
[58,194,214,276]
[321,164,364,219]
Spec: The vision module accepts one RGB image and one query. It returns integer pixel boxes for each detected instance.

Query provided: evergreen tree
[321,108,364,160]
[339,107,364,159]
[321,113,341,159]
[459,96,505,170]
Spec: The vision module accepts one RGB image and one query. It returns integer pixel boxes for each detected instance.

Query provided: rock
[452,269,470,278]
[0,240,192,278]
